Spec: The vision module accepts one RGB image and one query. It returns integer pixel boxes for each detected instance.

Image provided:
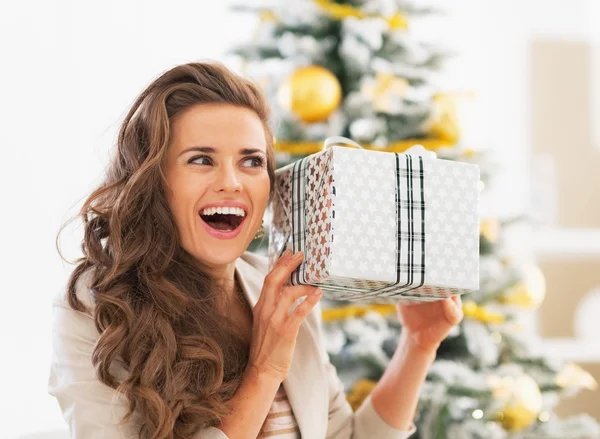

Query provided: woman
[49,61,463,439]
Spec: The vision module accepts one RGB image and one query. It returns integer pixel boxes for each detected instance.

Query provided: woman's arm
[216,366,281,439]
[308,303,417,439]
[369,331,436,430]
[369,295,464,430]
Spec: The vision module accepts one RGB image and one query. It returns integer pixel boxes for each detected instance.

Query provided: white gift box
[268,137,480,302]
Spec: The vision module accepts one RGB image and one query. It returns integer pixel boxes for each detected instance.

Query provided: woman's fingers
[443,296,464,325]
[270,284,320,325]
[255,250,303,314]
[285,288,322,335]
[247,251,322,383]
[451,294,462,307]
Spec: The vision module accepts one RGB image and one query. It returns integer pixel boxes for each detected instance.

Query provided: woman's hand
[247,250,323,383]
[395,295,464,353]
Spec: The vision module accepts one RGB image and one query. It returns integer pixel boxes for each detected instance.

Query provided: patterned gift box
[268,137,480,302]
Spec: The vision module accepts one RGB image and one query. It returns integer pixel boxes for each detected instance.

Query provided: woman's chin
[195,232,251,265]
[187,216,257,270]
[191,246,245,274]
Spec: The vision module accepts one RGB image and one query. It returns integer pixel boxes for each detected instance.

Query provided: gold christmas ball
[490,375,543,432]
[499,265,546,309]
[480,218,500,244]
[428,93,461,143]
[347,378,377,411]
[462,300,505,324]
[278,65,342,123]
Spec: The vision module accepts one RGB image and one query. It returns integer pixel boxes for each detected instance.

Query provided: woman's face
[163,103,270,271]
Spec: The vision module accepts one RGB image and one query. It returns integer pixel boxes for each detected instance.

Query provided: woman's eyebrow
[240,148,266,155]
[177,146,266,157]
[178,146,215,157]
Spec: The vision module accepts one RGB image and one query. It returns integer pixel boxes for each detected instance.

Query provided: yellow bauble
[278,65,342,123]
[499,265,546,309]
[462,300,505,324]
[490,375,543,432]
[347,379,377,411]
[428,93,461,143]
[480,218,500,244]
[361,73,409,113]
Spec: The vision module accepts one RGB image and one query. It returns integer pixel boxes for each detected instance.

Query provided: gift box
[268,137,480,302]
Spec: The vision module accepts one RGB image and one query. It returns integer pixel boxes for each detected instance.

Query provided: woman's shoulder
[239,250,270,275]
[52,266,98,316]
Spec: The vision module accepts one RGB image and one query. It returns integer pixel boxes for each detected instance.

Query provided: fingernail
[311,288,322,296]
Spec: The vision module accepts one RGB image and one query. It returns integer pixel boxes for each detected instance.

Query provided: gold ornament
[260,10,277,22]
[462,300,505,324]
[313,0,408,30]
[555,363,598,390]
[322,303,396,323]
[386,13,409,30]
[361,73,409,113]
[499,265,546,309]
[277,65,342,123]
[253,223,265,240]
[463,148,478,158]
[480,218,500,244]
[274,138,454,155]
[427,93,461,143]
[488,374,543,432]
[347,378,377,411]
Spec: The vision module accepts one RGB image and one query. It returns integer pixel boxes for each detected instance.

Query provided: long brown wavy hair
[56,62,276,438]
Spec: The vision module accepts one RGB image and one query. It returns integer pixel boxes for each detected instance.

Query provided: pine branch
[394,0,446,16]
[229,45,283,60]
[434,403,451,439]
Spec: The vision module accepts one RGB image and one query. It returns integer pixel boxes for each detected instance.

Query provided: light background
[1,1,598,436]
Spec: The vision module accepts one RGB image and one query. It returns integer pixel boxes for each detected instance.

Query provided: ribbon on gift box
[277,136,432,299]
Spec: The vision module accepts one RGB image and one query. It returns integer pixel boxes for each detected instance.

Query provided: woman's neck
[193,258,239,309]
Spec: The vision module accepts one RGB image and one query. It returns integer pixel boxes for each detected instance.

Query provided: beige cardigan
[48,251,416,439]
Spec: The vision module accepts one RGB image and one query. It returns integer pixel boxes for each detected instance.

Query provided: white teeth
[201,207,246,217]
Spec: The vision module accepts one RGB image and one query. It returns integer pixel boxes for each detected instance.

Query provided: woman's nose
[213,163,242,193]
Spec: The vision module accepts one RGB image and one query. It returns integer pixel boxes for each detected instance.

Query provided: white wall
[1,1,597,437]
[446,0,598,221]
[0,1,253,436]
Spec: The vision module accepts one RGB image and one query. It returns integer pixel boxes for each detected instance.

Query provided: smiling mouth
[199,209,246,232]
[200,214,244,231]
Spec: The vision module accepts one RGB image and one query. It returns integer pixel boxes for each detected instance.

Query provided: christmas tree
[231,1,600,437]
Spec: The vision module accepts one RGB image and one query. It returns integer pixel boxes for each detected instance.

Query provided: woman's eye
[242,156,265,168]
[189,155,213,166]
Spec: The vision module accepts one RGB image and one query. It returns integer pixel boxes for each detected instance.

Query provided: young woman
[49,61,463,439]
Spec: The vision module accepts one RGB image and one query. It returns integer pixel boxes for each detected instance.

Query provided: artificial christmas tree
[232,1,599,436]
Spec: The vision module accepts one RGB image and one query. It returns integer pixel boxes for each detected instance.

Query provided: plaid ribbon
[354,153,426,298]
[289,149,426,298]
[290,158,306,285]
